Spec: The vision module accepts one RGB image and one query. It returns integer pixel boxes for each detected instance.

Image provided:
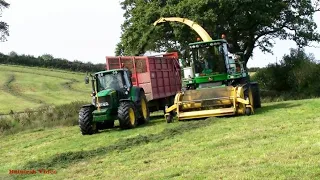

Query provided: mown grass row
[3,74,47,105]
[1,65,87,93]
[0,64,90,113]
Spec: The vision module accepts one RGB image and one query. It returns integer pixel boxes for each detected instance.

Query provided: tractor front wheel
[79,106,97,135]
[118,101,138,129]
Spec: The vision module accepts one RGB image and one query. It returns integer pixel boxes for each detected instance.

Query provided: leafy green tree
[116,0,320,65]
[40,54,54,61]
[9,51,17,57]
[0,0,9,42]
[254,47,320,96]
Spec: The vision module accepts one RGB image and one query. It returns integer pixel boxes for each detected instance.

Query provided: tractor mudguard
[130,86,145,103]
[119,99,132,102]
[81,104,95,108]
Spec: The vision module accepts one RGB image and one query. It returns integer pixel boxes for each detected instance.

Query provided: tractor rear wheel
[79,106,97,135]
[137,93,150,125]
[118,101,138,129]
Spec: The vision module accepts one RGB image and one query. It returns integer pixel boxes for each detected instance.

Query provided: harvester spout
[153,17,213,42]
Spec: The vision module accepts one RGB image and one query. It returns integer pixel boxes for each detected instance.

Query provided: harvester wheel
[245,107,252,116]
[165,113,173,123]
[97,120,114,130]
[118,101,138,129]
[137,93,150,125]
[250,82,261,109]
[79,106,97,135]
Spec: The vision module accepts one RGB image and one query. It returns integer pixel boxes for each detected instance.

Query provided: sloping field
[1,99,319,179]
[0,64,91,114]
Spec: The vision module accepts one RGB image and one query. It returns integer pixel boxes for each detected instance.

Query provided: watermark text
[9,169,57,175]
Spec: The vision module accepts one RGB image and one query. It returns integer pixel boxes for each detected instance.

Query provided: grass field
[1,98,319,180]
[0,64,91,114]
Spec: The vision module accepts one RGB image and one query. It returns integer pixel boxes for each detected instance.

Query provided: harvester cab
[153,17,261,122]
[79,68,150,135]
[184,39,248,90]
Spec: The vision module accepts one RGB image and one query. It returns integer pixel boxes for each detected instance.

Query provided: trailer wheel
[118,101,138,129]
[137,92,150,125]
[79,106,97,135]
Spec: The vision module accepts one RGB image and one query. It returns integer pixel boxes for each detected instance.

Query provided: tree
[116,0,320,65]
[0,0,9,42]
[9,51,17,57]
[40,54,54,61]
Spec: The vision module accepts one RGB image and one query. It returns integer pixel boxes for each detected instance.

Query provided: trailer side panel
[106,53,181,103]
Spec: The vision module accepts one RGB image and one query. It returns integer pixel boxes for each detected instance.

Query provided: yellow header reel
[165,85,254,122]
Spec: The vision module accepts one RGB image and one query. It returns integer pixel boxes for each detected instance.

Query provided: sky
[0,0,319,68]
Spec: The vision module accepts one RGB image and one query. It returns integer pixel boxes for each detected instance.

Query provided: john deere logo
[208,77,213,81]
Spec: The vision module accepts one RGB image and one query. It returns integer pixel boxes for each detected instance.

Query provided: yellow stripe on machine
[165,85,254,121]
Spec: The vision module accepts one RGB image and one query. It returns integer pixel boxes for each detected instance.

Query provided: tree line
[0,52,105,73]
[116,0,320,65]
[253,48,320,101]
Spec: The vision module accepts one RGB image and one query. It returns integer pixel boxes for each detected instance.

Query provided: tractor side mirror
[85,76,90,84]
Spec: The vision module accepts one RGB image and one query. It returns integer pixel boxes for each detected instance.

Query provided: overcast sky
[0,0,319,67]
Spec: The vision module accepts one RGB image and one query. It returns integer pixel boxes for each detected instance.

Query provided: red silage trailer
[106,52,182,112]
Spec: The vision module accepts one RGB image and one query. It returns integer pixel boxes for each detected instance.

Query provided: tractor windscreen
[97,72,124,91]
[191,43,226,74]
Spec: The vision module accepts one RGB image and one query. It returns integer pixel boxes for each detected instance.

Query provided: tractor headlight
[96,96,111,107]
[99,102,109,107]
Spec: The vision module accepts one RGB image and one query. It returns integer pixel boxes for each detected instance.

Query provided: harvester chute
[154,17,213,42]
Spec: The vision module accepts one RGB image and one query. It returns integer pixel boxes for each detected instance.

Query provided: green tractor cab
[79,68,150,135]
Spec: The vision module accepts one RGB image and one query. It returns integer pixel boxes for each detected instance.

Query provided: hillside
[0,64,92,114]
[1,98,319,179]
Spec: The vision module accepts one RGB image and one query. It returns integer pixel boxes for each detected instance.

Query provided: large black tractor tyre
[118,101,138,129]
[97,120,114,130]
[250,82,262,109]
[79,106,97,135]
[137,92,150,125]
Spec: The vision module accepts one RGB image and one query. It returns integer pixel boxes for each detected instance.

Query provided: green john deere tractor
[79,69,150,135]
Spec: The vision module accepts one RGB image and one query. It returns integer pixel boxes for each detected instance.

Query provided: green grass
[0,99,319,179]
[0,64,91,114]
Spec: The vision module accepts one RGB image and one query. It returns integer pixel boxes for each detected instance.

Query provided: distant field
[0,98,319,179]
[0,64,92,114]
